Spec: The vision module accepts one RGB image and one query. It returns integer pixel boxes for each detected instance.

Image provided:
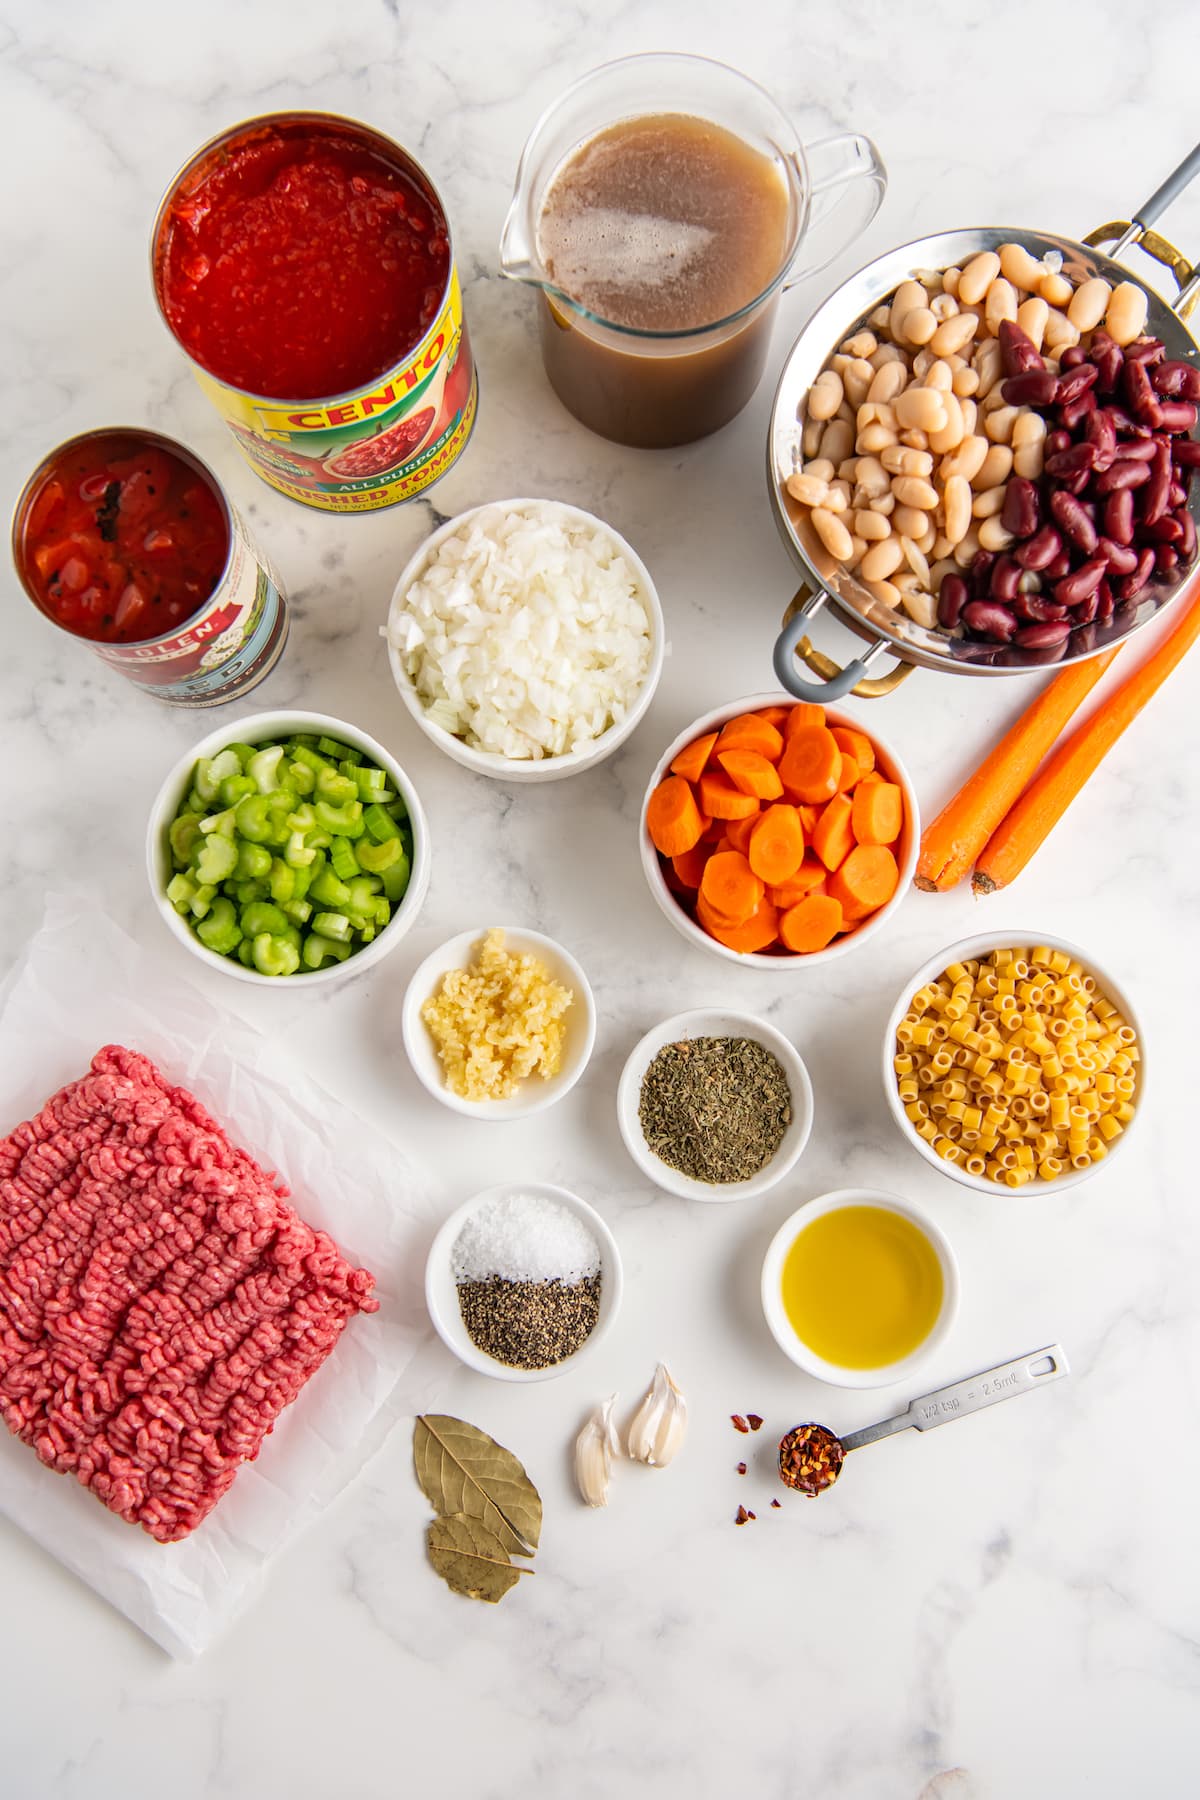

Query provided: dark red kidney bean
[1014,621,1071,649]
[1178,509,1197,560]
[1001,370,1059,407]
[1094,459,1152,493]
[990,554,1022,601]
[1044,549,1073,579]
[1171,437,1200,466]
[1001,477,1041,539]
[969,550,996,597]
[1012,591,1068,623]
[1103,487,1135,543]
[1157,400,1199,433]
[1140,444,1172,525]
[1098,537,1138,575]
[1142,514,1183,543]
[997,319,1044,377]
[1152,360,1200,402]
[1096,581,1115,624]
[1124,336,1164,367]
[1055,362,1099,405]
[1049,489,1098,552]
[1091,337,1124,393]
[1059,345,1089,369]
[1071,587,1101,626]
[1168,481,1187,508]
[1044,442,1096,478]
[1045,428,1072,457]
[1015,524,1063,569]
[1061,467,1092,496]
[1059,389,1097,431]
[962,599,1018,641]
[1113,547,1155,598]
[1103,403,1151,437]
[937,573,968,629]
[1158,546,1180,573]
[1084,408,1118,472]
[1125,358,1165,427]
[1052,558,1107,606]
[1107,437,1157,462]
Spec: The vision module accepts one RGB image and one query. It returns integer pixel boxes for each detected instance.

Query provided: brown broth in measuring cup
[535,113,792,446]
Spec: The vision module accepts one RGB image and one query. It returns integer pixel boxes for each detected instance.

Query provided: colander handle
[772,588,913,702]
[1086,138,1200,319]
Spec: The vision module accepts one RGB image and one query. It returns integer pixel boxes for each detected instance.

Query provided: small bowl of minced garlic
[425,1182,623,1382]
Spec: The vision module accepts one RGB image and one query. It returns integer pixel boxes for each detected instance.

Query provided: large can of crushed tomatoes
[12,427,288,706]
[150,112,478,513]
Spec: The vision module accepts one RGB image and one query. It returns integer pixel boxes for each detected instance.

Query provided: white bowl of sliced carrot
[640,693,919,966]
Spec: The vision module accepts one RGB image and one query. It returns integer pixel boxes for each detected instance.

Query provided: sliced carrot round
[699,850,763,926]
[827,844,900,921]
[717,749,784,801]
[779,894,845,953]
[715,713,784,761]
[697,894,780,954]
[851,779,904,846]
[699,771,760,820]
[748,803,804,886]
[670,730,719,785]
[646,775,704,857]
[778,726,841,803]
[811,792,856,872]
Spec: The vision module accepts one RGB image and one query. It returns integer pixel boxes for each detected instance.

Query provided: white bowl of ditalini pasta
[882,932,1144,1195]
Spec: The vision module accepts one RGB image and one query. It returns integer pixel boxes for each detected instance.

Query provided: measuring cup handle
[784,134,887,288]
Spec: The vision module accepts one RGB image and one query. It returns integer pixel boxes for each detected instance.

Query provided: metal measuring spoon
[778,1344,1069,1496]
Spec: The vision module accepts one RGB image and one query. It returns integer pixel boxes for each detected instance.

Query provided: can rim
[10,426,237,651]
[149,109,460,407]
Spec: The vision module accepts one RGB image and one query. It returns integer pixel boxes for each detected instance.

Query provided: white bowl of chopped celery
[147,710,430,985]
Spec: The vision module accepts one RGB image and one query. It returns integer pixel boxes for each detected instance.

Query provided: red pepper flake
[736,1461,747,1475]
[734,1505,749,1525]
[770,1498,781,1508]
[731,1415,750,1433]
[747,1414,764,1431]
[747,1511,756,1520]
[778,1423,845,1497]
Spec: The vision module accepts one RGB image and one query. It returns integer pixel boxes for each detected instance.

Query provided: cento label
[193,272,478,513]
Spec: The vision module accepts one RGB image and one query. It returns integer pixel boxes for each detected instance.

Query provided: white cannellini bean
[941,434,989,484]
[786,473,830,507]
[999,242,1046,291]
[895,387,948,433]
[807,370,844,420]
[840,330,878,358]
[868,491,896,516]
[803,457,836,480]
[924,358,955,392]
[972,485,1008,519]
[976,443,1013,487]
[855,508,892,541]
[943,474,973,543]
[891,503,929,538]
[901,536,932,585]
[1039,270,1074,308]
[1067,277,1111,331]
[842,358,875,407]
[881,444,933,477]
[984,277,1019,334]
[927,393,965,454]
[892,475,939,511]
[846,534,869,569]
[864,577,902,609]
[1105,280,1149,347]
[952,526,982,567]
[977,515,1015,552]
[1043,309,1080,351]
[929,293,959,322]
[890,279,930,339]
[958,251,1001,305]
[1010,412,1045,449]
[811,506,855,560]
[853,454,890,498]
[820,419,854,467]
[857,423,899,454]
[899,428,931,451]
[861,537,904,581]
[952,363,980,397]
[900,588,939,628]
[867,361,908,404]
[1015,296,1049,352]
[984,405,1019,445]
[941,266,962,297]
[904,306,939,345]
[929,312,978,357]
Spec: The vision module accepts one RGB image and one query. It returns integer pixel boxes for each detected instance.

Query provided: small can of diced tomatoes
[11,427,288,706]
[150,111,478,513]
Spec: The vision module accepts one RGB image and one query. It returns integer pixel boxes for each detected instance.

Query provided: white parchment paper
[0,895,434,1659]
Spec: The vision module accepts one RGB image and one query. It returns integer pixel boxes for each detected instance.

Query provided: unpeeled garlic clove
[626,1363,687,1467]
[574,1394,621,1507]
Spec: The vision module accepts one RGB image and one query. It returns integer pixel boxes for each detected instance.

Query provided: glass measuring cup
[500,54,886,448]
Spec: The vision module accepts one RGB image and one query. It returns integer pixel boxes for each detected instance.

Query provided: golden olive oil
[780,1205,943,1369]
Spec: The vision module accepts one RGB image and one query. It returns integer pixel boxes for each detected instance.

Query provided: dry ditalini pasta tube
[893,945,1139,1184]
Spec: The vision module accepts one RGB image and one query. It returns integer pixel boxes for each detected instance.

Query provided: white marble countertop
[4,4,1200,1796]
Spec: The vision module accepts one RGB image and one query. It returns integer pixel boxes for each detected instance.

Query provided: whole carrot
[914,646,1121,891]
[974,585,1200,893]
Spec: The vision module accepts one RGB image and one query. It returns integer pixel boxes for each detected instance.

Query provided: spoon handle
[839,1344,1069,1452]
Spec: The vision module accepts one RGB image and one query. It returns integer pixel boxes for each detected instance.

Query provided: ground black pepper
[456,1274,601,1370]
[638,1036,791,1184]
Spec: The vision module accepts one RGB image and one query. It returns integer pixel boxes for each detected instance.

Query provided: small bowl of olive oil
[761,1188,959,1387]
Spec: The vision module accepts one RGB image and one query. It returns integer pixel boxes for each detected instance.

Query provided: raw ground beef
[0,1045,378,1543]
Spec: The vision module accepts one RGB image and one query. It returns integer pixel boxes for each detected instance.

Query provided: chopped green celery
[380,853,411,902]
[269,859,296,903]
[289,744,334,777]
[194,835,238,885]
[291,858,316,899]
[237,939,256,967]
[356,836,402,873]
[315,766,358,807]
[309,867,351,908]
[358,921,376,943]
[373,898,391,927]
[166,871,197,911]
[189,883,217,920]
[314,798,364,838]
[285,805,315,835]
[248,744,286,793]
[351,765,387,801]
[234,793,274,842]
[320,735,358,762]
[199,807,238,839]
[224,741,258,772]
[234,878,268,905]
[252,933,300,977]
[389,792,408,820]
[287,733,320,750]
[194,748,242,803]
[282,897,312,925]
[219,773,258,808]
[235,840,273,880]
[168,815,202,863]
[241,900,289,939]
[363,803,400,843]
[347,873,381,906]
[309,831,331,850]
[312,910,352,942]
[196,897,242,956]
[181,788,207,815]
[279,923,301,952]
[285,832,317,867]
[287,760,316,795]
[265,789,299,820]
[329,837,360,882]
[302,932,352,969]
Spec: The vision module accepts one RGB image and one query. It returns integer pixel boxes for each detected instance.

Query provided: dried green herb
[426,1514,531,1604]
[413,1413,542,1560]
[638,1035,792,1183]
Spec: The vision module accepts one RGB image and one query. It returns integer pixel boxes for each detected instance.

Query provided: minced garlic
[421,928,573,1101]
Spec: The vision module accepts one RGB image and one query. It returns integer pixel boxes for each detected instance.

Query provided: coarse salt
[451,1192,601,1285]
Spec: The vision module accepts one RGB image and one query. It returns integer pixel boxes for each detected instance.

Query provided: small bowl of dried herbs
[616,1008,814,1202]
[425,1182,623,1382]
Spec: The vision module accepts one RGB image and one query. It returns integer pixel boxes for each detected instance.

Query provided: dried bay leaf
[413,1414,542,1557]
[426,1514,531,1604]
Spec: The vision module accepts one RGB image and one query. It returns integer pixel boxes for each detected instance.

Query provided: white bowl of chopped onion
[401,924,597,1118]
[385,498,664,781]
